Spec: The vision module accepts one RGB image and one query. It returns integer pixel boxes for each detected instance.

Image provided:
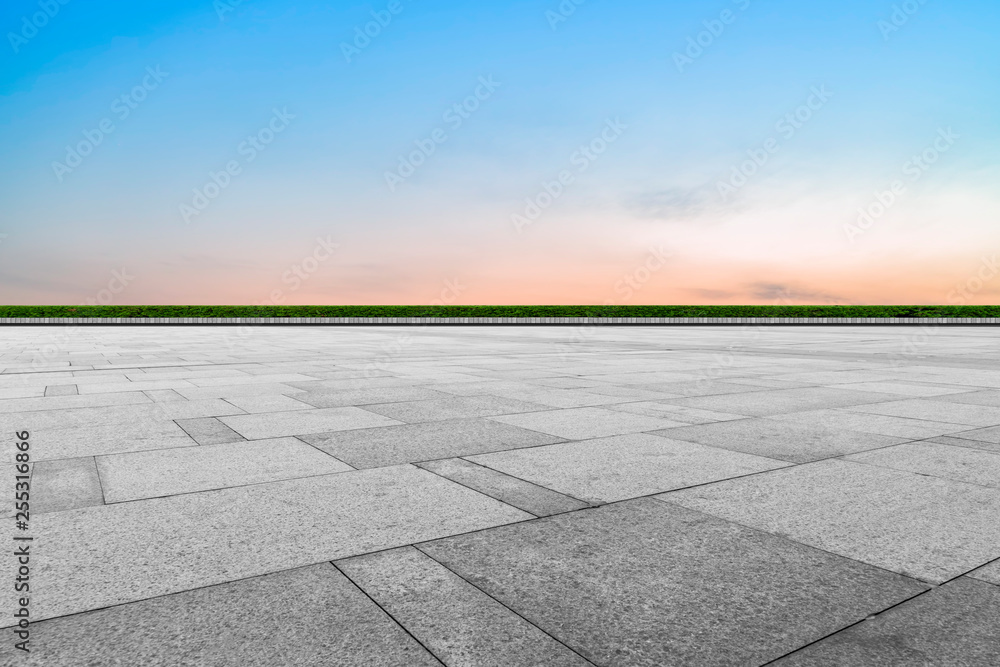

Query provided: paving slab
[661,459,1000,583]
[967,560,1000,586]
[221,393,313,413]
[489,407,687,440]
[937,424,1000,446]
[359,395,551,423]
[660,387,900,417]
[176,416,247,445]
[603,401,748,424]
[293,386,448,408]
[301,418,565,469]
[30,457,104,513]
[923,434,1000,454]
[654,418,908,463]
[2,419,197,460]
[844,398,1000,427]
[143,388,187,402]
[43,384,78,397]
[766,409,971,439]
[830,381,975,397]
[219,407,403,439]
[772,577,1000,666]
[844,441,1000,489]
[0,564,440,667]
[934,390,1000,407]
[420,497,927,667]
[3,464,530,626]
[416,457,592,516]
[152,398,248,420]
[337,547,589,666]
[468,433,788,503]
[0,391,150,413]
[97,437,354,502]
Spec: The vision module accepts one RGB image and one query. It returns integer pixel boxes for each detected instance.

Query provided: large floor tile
[766,409,970,439]
[359,395,549,423]
[844,441,1000,489]
[662,459,1000,583]
[772,577,1000,666]
[968,560,1000,586]
[219,407,403,438]
[293,385,447,408]
[337,547,589,666]
[843,398,1000,427]
[604,401,747,424]
[468,433,788,503]
[0,564,440,667]
[660,387,899,417]
[420,498,927,667]
[489,407,686,439]
[4,419,197,460]
[655,418,907,463]
[31,457,104,513]
[97,437,353,502]
[301,418,564,468]
[3,464,530,625]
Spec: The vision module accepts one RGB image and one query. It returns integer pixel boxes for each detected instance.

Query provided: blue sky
[1,0,998,304]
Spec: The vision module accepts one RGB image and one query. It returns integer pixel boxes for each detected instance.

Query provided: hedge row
[0,305,997,318]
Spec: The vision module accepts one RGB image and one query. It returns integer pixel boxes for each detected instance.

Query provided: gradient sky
[1,0,998,305]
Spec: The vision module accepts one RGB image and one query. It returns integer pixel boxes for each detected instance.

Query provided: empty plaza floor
[2,324,999,666]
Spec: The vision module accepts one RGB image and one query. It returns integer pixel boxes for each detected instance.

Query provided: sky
[1,0,998,306]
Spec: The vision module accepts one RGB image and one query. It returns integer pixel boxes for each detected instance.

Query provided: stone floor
[2,325,999,666]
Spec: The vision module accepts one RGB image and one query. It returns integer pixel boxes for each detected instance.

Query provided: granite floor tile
[360,395,549,423]
[416,457,592,516]
[933,390,1000,407]
[844,441,1000,489]
[31,457,104,513]
[221,393,313,413]
[0,564,440,667]
[420,498,927,667]
[176,416,247,445]
[77,379,197,395]
[605,401,749,424]
[143,388,187,402]
[489,407,689,440]
[967,560,1000,586]
[220,407,402,439]
[468,433,788,503]
[97,437,353,502]
[766,409,971,439]
[293,386,447,408]
[843,398,1000,427]
[662,459,1000,583]
[927,424,1000,446]
[151,398,248,420]
[923,435,1000,453]
[2,419,197,460]
[660,387,900,417]
[44,384,78,397]
[3,464,530,626]
[771,577,1000,666]
[830,381,975,397]
[337,547,589,667]
[653,418,908,463]
[301,418,565,469]
[0,391,150,413]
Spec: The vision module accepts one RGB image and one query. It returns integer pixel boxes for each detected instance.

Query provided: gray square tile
[661,387,899,417]
[772,577,1000,666]
[337,547,589,666]
[417,458,591,516]
[0,564,440,667]
[293,386,447,408]
[420,498,927,667]
[968,560,1000,586]
[490,407,687,440]
[767,409,970,439]
[8,465,530,625]
[844,441,1000,489]
[219,407,402,439]
[176,417,247,445]
[844,399,1000,427]
[606,401,753,424]
[97,437,353,502]
[301,418,565,469]
[31,457,104,514]
[222,394,313,413]
[468,434,788,503]
[655,418,908,463]
[360,395,549,423]
[662,460,1000,583]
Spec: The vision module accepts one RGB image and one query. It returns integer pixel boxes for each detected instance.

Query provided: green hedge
[0,305,997,318]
